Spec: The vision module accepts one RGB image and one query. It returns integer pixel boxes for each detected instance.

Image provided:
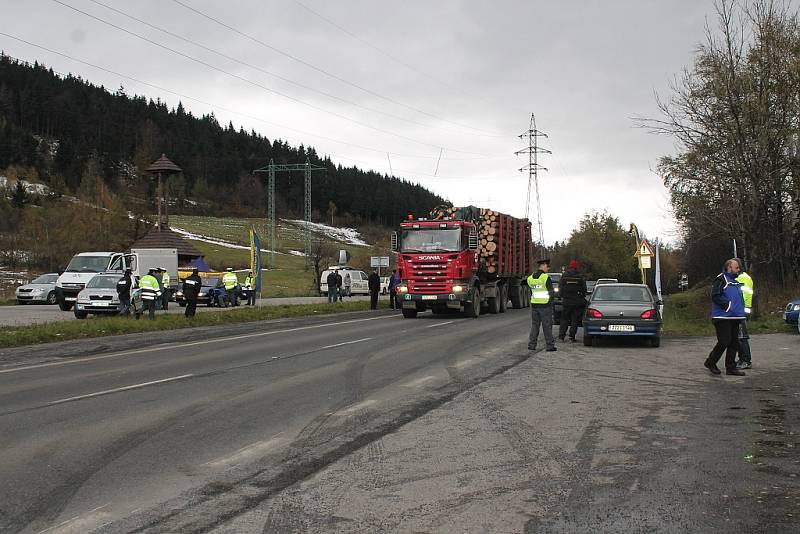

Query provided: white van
[320,267,370,296]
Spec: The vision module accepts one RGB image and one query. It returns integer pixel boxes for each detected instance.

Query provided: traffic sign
[371,256,389,267]
[635,239,654,257]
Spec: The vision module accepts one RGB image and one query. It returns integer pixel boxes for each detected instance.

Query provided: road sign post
[634,239,655,285]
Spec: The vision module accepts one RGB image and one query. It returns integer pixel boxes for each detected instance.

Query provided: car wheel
[58,300,73,311]
[583,336,592,347]
[16,300,26,305]
[650,337,661,348]
[591,336,601,347]
[46,291,57,305]
[74,310,88,319]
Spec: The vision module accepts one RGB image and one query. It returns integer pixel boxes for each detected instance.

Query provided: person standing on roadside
[527,258,557,352]
[736,261,755,369]
[388,269,400,310]
[705,258,747,376]
[117,268,133,316]
[139,268,161,320]
[327,270,339,303]
[244,271,257,305]
[336,270,343,302]
[183,268,202,318]
[160,267,171,311]
[368,269,380,309]
[558,259,587,343]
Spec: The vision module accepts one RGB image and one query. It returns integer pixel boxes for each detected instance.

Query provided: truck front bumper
[400,292,467,309]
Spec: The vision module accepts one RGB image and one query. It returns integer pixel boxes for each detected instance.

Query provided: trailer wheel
[401,308,418,318]
[510,286,522,309]
[487,296,500,314]
[499,286,508,313]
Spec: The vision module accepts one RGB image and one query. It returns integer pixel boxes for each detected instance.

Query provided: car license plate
[93,301,109,307]
[609,324,635,332]
[421,295,437,300]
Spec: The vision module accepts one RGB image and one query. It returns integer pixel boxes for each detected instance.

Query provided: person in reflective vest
[736,266,755,369]
[527,258,556,352]
[223,268,239,306]
[244,271,256,305]
[139,269,161,320]
[160,268,171,311]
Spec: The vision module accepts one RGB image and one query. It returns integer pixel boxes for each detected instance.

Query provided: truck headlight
[397,285,408,293]
[794,304,800,311]
[452,285,464,293]
[554,287,560,293]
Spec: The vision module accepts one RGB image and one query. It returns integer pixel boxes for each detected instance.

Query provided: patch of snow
[170,227,285,254]
[285,220,369,246]
[0,177,50,195]
[287,250,307,257]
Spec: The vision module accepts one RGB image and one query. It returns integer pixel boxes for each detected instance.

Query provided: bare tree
[308,237,337,295]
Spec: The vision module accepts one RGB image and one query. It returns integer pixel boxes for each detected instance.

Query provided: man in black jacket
[327,271,338,303]
[182,268,202,318]
[368,269,381,309]
[117,268,133,316]
[558,259,587,342]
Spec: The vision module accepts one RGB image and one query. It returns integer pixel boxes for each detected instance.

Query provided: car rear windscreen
[592,286,651,302]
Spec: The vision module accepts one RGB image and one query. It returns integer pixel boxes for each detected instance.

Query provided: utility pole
[515,114,550,249]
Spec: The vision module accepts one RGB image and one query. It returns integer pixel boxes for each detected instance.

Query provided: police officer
[736,262,755,369]
[527,258,557,352]
[117,268,133,316]
[160,267,171,311]
[182,268,202,318]
[244,271,257,305]
[139,268,161,320]
[558,259,587,342]
[223,267,239,306]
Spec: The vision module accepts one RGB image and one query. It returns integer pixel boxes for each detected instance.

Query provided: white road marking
[202,433,285,468]
[425,320,454,328]
[335,399,377,415]
[47,374,193,406]
[319,338,372,350]
[401,375,437,388]
[34,503,110,534]
[0,315,399,375]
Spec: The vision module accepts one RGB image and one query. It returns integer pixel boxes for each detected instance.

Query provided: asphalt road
[0,296,372,327]
[1,309,798,533]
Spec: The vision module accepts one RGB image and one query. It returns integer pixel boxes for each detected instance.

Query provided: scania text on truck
[391,205,534,318]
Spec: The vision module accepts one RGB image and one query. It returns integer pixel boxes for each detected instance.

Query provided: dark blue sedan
[785,298,800,326]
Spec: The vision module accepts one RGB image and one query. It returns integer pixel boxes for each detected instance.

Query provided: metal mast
[515,114,550,246]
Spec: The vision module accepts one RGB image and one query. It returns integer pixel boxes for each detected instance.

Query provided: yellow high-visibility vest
[527,273,551,304]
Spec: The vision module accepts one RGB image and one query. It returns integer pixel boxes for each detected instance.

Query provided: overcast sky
[1,0,718,244]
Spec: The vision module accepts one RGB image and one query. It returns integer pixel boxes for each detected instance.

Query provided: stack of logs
[477,208,500,274]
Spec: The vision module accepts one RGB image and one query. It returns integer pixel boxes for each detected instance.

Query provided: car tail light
[586,308,603,319]
[640,309,658,319]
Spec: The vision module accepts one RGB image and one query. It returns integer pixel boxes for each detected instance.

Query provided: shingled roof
[128,226,203,259]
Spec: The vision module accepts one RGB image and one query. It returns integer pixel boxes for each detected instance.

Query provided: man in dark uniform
[327,270,338,303]
[368,269,381,309]
[527,258,556,352]
[182,268,202,318]
[335,271,343,302]
[558,259,587,342]
[117,268,133,316]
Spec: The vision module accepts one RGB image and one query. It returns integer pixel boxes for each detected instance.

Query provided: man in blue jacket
[705,258,747,376]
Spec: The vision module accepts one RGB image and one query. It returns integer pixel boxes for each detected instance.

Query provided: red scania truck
[391,205,534,318]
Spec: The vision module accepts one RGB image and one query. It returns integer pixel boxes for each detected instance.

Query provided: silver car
[74,274,142,319]
[15,273,59,304]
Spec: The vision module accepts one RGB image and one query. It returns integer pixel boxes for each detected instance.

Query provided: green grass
[662,287,792,336]
[0,300,393,349]
[0,299,16,306]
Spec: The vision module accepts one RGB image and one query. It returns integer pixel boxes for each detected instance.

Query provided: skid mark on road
[401,375,438,388]
[335,399,377,415]
[201,433,285,469]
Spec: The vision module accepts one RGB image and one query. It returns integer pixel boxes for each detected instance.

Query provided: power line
[85,0,498,138]
[48,0,496,156]
[515,113,550,246]
[0,36,512,180]
[169,0,506,138]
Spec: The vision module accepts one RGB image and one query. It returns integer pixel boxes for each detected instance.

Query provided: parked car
[784,298,800,326]
[74,273,142,319]
[15,273,59,304]
[175,276,224,307]
[319,267,371,296]
[595,278,618,286]
[583,283,662,347]
[380,276,389,295]
[549,272,563,324]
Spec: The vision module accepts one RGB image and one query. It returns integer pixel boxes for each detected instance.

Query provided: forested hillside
[0,54,446,225]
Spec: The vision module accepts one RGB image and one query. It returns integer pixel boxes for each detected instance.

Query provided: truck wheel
[522,287,531,308]
[499,286,508,313]
[464,288,480,318]
[487,296,500,314]
[402,308,418,318]
[58,300,74,311]
[74,310,88,319]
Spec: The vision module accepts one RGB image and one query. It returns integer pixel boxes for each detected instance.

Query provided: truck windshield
[400,229,461,252]
[65,256,110,273]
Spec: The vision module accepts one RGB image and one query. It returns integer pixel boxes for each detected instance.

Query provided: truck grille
[407,258,450,293]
